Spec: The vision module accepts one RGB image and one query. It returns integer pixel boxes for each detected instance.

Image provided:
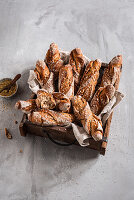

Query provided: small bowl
[0,78,18,98]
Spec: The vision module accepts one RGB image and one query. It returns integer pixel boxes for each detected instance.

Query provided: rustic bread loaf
[34,60,55,93]
[100,55,122,87]
[46,43,60,66]
[77,59,101,102]
[58,64,74,99]
[15,99,37,114]
[28,109,74,126]
[90,84,115,115]
[45,43,64,78]
[72,95,103,141]
[69,48,85,93]
[35,89,71,112]
[36,89,56,109]
[34,60,50,86]
[52,92,71,113]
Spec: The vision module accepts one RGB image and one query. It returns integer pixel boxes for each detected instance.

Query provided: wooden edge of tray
[19,113,27,137]
[100,112,113,155]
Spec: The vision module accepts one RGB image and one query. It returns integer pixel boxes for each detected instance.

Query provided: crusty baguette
[45,43,61,66]
[71,94,88,120]
[28,109,74,126]
[72,95,103,141]
[52,92,71,113]
[36,90,71,112]
[90,84,115,115]
[69,48,85,93]
[100,55,122,87]
[15,99,37,114]
[58,64,74,99]
[34,60,55,93]
[45,43,64,78]
[34,60,50,86]
[77,59,101,102]
[36,89,56,109]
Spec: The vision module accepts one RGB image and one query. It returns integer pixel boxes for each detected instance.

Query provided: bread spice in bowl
[0,78,17,97]
[0,74,21,98]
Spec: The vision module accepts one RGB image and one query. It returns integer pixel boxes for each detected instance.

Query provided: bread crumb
[5,128,12,139]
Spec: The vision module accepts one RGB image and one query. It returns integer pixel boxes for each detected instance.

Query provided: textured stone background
[0,0,133,199]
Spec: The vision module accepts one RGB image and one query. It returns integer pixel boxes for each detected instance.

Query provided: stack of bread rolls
[15,43,122,142]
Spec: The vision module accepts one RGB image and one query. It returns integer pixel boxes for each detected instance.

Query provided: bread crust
[45,43,64,78]
[100,55,122,87]
[59,64,74,99]
[15,99,37,114]
[46,43,61,66]
[28,109,74,126]
[36,89,56,110]
[34,60,50,86]
[52,92,71,113]
[69,48,85,92]
[90,84,115,115]
[77,59,101,101]
[72,95,103,141]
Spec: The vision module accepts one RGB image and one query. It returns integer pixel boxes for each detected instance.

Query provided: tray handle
[44,131,77,146]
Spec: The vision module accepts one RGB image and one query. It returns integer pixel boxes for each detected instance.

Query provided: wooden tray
[19,63,122,155]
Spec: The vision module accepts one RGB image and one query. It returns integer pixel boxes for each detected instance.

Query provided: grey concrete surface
[0,0,133,199]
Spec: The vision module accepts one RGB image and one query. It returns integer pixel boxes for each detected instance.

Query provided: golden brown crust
[59,64,74,99]
[88,114,103,141]
[77,59,101,101]
[45,43,64,78]
[15,99,37,114]
[36,89,56,110]
[46,43,60,65]
[34,60,50,85]
[28,109,75,126]
[71,95,88,120]
[69,48,85,92]
[90,84,115,115]
[50,59,64,76]
[52,92,71,113]
[72,95,103,141]
[101,55,122,87]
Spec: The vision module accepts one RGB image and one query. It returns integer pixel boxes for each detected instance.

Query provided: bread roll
[52,92,71,113]
[36,89,56,109]
[28,109,74,126]
[72,95,103,141]
[77,59,101,102]
[34,60,50,86]
[69,48,85,92]
[90,84,115,115]
[36,90,71,112]
[100,55,122,87]
[71,95,89,120]
[45,43,64,78]
[15,99,37,114]
[34,60,55,93]
[58,64,74,99]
